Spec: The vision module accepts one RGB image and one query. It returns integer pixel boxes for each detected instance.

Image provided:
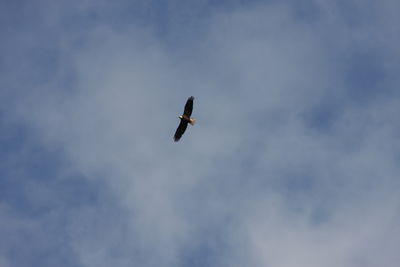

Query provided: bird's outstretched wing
[183,96,194,117]
[174,120,188,142]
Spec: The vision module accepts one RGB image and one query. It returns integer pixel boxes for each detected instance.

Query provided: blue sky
[1,0,400,266]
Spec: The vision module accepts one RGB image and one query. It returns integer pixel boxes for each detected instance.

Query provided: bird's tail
[189,118,196,125]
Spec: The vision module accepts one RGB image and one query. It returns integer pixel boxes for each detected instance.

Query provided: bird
[174,96,196,142]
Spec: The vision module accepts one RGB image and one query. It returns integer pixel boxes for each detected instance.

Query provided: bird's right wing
[174,120,188,142]
[183,96,194,117]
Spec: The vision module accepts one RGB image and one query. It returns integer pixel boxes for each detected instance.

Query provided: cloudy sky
[1,0,400,266]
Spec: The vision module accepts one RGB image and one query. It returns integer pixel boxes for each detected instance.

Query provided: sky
[1,0,400,266]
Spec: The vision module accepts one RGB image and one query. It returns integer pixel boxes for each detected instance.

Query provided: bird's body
[174,96,196,142]
[179,115,196,124]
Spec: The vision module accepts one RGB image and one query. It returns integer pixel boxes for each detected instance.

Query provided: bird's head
[178,115,183,119]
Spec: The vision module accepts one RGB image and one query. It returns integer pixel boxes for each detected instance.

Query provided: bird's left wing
[174,120,188,142]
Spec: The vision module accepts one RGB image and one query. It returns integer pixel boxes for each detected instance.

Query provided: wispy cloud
[1,1,399,266]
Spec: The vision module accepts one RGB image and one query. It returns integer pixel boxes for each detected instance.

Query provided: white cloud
[2,0,400,266]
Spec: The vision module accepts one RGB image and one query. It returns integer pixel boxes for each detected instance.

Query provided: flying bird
[174,96,196,142]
